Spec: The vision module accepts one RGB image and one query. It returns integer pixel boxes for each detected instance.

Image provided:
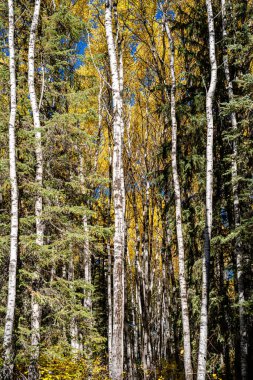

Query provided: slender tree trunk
[27,1,43,379]
[107,135,113,378]
[163,14,193,380]
[142,180,150,379]
[197,1,217,379]
[1,1,19,378]
[105,1,125,378]
[133,190,148,378]
[221,1,247,378]
[107,243,113,378]
[79,156,92,310]
[68,255,79,355]
[83,214,92,309]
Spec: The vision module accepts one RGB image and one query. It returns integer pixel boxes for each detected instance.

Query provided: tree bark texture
[27,1,43,378]
[197,1,217,379]
[164,15,193,380]
[105,1,125,379]
[1,1,19,378]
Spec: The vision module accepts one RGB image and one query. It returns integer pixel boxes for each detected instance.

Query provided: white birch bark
[197,1,217,379]
[83,214,92,309]
[107,243,113,378]
[107,142,113,377]
[221,1,247,378]
[68,255,79,355]
[27,1,43,378]
[142,180,151,379]
[1,1,19,378]
[105,1,125,378]
[79,156,92,310]
[164,17,193,380]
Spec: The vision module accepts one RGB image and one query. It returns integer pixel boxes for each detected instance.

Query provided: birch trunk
[164,17,193,380]
[221,1,247,378]
[197,1,217,379]
[1,1,19,378]
[79,156,92,310]
[105,1,125,378]
[107,137,113,377]
[142,180,151,379]
[68,255,79,354]
[133,190,148,377]
[107,243,113,378]
[28,1,43,378]
[83,214,92,309]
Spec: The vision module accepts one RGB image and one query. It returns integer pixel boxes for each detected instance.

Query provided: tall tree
[197,1,217,379]
[104,1,125,378]
[163,4,193,379]
[1,1,19,378]
[221,1,247,378]
[27,1,43,378]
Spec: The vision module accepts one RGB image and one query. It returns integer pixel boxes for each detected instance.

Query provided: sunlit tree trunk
[105,1,125,378]
[1,1,19,378]
[163,14,193,380]
[107,137,113,378]
[28,1,43,378]
[197,1,217,379]
[221,1,247,378]
[107,242,113,378]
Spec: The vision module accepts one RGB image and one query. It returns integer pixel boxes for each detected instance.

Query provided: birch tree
[1,1,19,378]
[79,155,92,311]
[197,1,217,379]
[105,1,125,378]
[27,1,43,378]
[163,7,193,380]
[221,1,247,378]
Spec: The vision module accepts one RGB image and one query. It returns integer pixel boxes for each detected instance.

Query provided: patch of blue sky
[155,9,163,20]
[155,2,175,21]
[130,40,137,56]
[0,29,9,56]
[129,34,139,62]
[2,47,9,56]
[74,39,87,69]
[129,93,135,106]
[76,39,87,55]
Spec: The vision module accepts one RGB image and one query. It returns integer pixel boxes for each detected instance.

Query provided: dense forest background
[0,0,252,379]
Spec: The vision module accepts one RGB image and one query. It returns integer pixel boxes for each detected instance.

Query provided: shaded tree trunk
[197,1,217,379]
[1,1,19,378]
[79,156,92,310]
[68,255,79,355]
[221,1,247,378]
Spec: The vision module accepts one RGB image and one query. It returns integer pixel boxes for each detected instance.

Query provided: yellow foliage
[38,356,108,380]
